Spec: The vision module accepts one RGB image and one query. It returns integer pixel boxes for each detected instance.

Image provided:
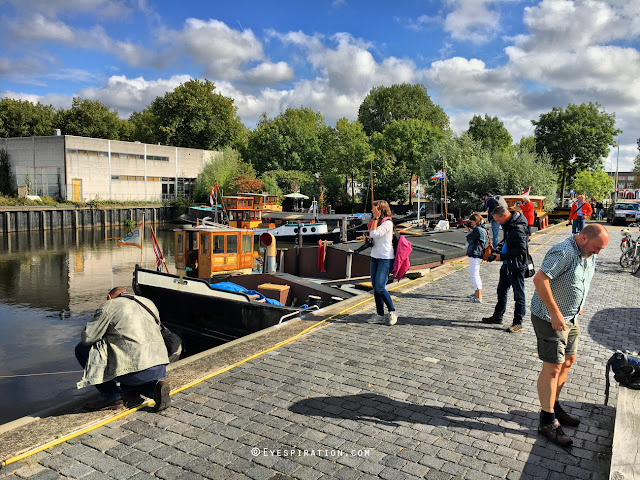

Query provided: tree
[55,97,128,139]
[358,83,449,137]
[0,98,56,138]
[244,108,329,174]
[192,148,242,203]
[571,169,615,201]
[140,78,244,150]
[518,136,536,155]
[227,161,263,194]
[532,102,621,201]
[372,119,444,175]
[325,118,372,200]
[633,153,640,189]
[467,114,513,151]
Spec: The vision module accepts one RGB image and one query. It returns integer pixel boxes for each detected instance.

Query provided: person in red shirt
[569,195,593,234]
[520,197,535,237]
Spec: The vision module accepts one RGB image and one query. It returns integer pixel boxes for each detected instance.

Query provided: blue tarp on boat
[210,281,284,306]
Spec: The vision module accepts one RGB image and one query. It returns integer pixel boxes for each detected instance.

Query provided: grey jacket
[77,295,169,388]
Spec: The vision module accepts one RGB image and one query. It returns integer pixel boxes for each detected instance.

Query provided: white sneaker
[387,311,398,326]
[367,314,386,324]
[467,297,482,303]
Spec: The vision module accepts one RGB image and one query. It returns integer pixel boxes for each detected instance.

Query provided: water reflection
[0,224,177,424]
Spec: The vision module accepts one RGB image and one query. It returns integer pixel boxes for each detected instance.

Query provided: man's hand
[550,312,567,331]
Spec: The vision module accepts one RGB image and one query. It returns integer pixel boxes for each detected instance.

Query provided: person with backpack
[530,224,609,447]
[366,200,398,326]
[464,213,488,303]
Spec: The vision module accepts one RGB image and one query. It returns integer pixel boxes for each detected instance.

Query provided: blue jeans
[493,264,526,325]
[491,219,500,246]
[75,343,166,400]
[572,217,585,234]
[370,257,395,316]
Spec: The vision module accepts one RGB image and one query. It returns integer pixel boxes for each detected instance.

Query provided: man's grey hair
[493,205,509,217]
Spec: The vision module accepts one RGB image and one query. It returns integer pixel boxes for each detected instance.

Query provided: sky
[1,0,639,173]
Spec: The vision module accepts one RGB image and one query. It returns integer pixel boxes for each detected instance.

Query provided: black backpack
[604,351,640,405]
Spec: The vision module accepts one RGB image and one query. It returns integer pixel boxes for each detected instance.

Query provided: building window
[111,175,119,180]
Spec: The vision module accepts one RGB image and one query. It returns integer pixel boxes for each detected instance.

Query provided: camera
[465,221,472,228]
[487,254,497,262]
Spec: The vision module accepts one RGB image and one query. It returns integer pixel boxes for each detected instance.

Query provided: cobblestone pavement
[2,225,638,480]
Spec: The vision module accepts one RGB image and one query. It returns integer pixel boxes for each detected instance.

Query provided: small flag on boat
[210,187,215,208]
[118,223,143,249]
[520,187,530,196]
[431,169,446,180]
[150,226,167,272]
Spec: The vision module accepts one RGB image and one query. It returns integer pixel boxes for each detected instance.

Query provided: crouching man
[76,286,171,412]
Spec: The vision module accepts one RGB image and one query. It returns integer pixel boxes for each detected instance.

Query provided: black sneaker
[555,403,580,427]
[123,393,145,409]
[538,419,573,447]
[482,316,503,324]
[152,380,171,412]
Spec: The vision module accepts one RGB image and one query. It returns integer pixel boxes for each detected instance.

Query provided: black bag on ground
[605,351,640,405]
[122,295,183,363]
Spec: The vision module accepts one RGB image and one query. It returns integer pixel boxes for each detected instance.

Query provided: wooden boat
[238,192,282,212]
[481,195,550,229]
[132,224,353,354]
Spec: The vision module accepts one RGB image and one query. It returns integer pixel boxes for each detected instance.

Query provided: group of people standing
[464,195,610,447]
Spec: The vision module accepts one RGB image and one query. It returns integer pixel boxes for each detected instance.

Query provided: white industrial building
[1,134,219,202]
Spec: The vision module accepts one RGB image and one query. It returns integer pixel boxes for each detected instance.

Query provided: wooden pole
[150,225,170,274]
[443,157,448,219]
[141,211,145,266]
[370,157,374,207]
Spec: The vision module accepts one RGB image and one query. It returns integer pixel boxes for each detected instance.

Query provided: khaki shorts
[531,313,580,364]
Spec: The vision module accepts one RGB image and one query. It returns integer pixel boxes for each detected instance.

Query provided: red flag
[150,227,168,273]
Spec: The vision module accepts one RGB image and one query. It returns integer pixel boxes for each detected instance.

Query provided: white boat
[252,221,340,240]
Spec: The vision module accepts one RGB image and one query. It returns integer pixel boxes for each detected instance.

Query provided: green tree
[325,118,372,199]
[372,119,444,175]
[571,169,615,201]
[358,83,449,137]
[140,78,244,150]
[532,102,621,201]
[56,97,128,139]
[632,153,640,189]
[244,108,329,174]
[0,98,56,137]
[467,114,513,151]
[518,135,536,155]
[365,151,409,206]
[192,148,242,203]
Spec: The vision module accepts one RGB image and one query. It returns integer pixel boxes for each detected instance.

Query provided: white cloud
[244,62,295,85]
[0,90,71,109]
[76,75,192,117]
[5,0,131,18]
[10,14,75,42]
[444,0,500,43]
[171,18,264,79]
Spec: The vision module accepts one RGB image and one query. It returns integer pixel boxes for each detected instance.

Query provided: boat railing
[278,305,319,325]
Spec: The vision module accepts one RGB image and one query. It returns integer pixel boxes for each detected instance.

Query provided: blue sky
[1,0,639,172]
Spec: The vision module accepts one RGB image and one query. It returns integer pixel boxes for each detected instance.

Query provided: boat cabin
[222,196,264,229]
[238,193,282,212]
[174,226,254,279]
[502,195,549,229]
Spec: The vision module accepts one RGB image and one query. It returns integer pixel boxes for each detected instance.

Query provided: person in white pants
[465,213,489,303]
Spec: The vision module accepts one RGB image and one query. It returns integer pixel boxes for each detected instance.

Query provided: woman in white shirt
[367,200,398,326]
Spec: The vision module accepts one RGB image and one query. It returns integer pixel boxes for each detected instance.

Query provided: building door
[72,179,82,202]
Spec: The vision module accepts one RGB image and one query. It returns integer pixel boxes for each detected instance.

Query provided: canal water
[0,224,180,425]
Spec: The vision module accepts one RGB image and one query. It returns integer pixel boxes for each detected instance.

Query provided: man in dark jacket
[482,206,529,333]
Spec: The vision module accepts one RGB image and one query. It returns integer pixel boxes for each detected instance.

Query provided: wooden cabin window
[242,234,252,253]
[213,235,224,253]
[177,233,184,255]
[227,234,237,254]
[201,235,208,254]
